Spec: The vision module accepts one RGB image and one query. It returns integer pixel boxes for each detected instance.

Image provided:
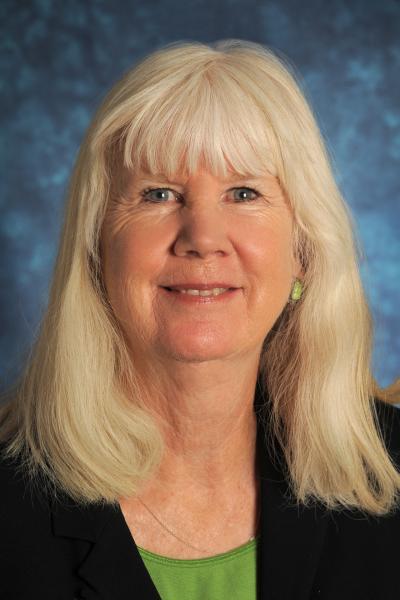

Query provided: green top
[137,537,258,600]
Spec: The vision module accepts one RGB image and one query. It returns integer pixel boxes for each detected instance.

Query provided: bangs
[120,64,279,179]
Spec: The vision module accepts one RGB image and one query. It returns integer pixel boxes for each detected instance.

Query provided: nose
[172,205,232,259]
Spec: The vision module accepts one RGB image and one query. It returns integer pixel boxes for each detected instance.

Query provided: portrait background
[1,0,399,393]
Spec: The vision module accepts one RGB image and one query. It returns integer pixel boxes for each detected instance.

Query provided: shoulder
[0,442,45,505]
[0,443,83,599]
[318,399,400,545]
[0,442,53,543]
[313,401,400,596]
[374,397,400,465]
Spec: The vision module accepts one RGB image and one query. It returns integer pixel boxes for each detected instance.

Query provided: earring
[290,278,303,302]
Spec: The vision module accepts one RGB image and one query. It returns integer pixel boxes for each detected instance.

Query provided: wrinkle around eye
[103,194,143,233]
[104,192,176,237]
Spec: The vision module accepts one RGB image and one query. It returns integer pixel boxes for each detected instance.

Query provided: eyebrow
[136,174,266,185]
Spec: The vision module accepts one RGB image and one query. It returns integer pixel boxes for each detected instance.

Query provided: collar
[51,386,329,600]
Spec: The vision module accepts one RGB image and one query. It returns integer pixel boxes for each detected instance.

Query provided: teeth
[179,288,229,296]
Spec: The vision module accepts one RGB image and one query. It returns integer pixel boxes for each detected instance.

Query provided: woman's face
[100,164,302,364]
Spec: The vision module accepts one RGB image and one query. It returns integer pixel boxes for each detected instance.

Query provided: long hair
[1,39,399,514]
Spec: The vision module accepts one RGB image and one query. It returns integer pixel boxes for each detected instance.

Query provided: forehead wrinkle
[132,172,273,185]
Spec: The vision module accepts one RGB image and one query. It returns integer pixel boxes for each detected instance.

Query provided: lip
[159,286,241,304]
[160,283,240,290]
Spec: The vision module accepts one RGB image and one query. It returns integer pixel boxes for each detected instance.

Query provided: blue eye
[141,187,178,203]
[232,187,260,202]
[140,186,261,203]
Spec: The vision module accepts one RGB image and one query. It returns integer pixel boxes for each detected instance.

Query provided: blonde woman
[1,40,399,600]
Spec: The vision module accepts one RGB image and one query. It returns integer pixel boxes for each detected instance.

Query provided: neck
[132,351,261,494]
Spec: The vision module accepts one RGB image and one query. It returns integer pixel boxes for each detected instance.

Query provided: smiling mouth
[162,286,237,297]
[160,287,241,304]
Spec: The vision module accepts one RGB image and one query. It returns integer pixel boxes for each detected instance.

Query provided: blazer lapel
[51,494,161,599]
[51,385,328,600]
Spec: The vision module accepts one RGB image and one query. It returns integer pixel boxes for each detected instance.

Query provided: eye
[230,187,261,202]
[140,187,181,203]
[139,186,262,204]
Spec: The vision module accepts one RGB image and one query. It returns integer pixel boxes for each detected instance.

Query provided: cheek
[102,226,166,314]
[244,231,294,335]
[241,219,294,284]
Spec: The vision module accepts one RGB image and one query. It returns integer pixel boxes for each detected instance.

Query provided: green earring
[290,278,303,302]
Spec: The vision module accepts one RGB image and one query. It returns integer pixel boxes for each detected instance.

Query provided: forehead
[134,170,270,184]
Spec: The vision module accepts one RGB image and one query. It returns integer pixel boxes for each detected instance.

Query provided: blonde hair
[1,39,399,514]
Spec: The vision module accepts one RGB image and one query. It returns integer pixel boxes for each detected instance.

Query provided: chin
[158,335,236,363]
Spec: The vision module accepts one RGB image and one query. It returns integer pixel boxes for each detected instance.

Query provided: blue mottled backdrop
[1,0,399,392]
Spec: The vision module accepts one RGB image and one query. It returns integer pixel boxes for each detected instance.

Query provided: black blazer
[1,397,400,600]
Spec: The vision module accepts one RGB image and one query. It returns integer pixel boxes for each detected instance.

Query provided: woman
[1,39,400,600]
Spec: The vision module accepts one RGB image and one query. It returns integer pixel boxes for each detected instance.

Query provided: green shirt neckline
[137,536,258,567]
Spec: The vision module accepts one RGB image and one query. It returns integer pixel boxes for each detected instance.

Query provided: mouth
[162,286,237,297]
[159,285,241,304]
